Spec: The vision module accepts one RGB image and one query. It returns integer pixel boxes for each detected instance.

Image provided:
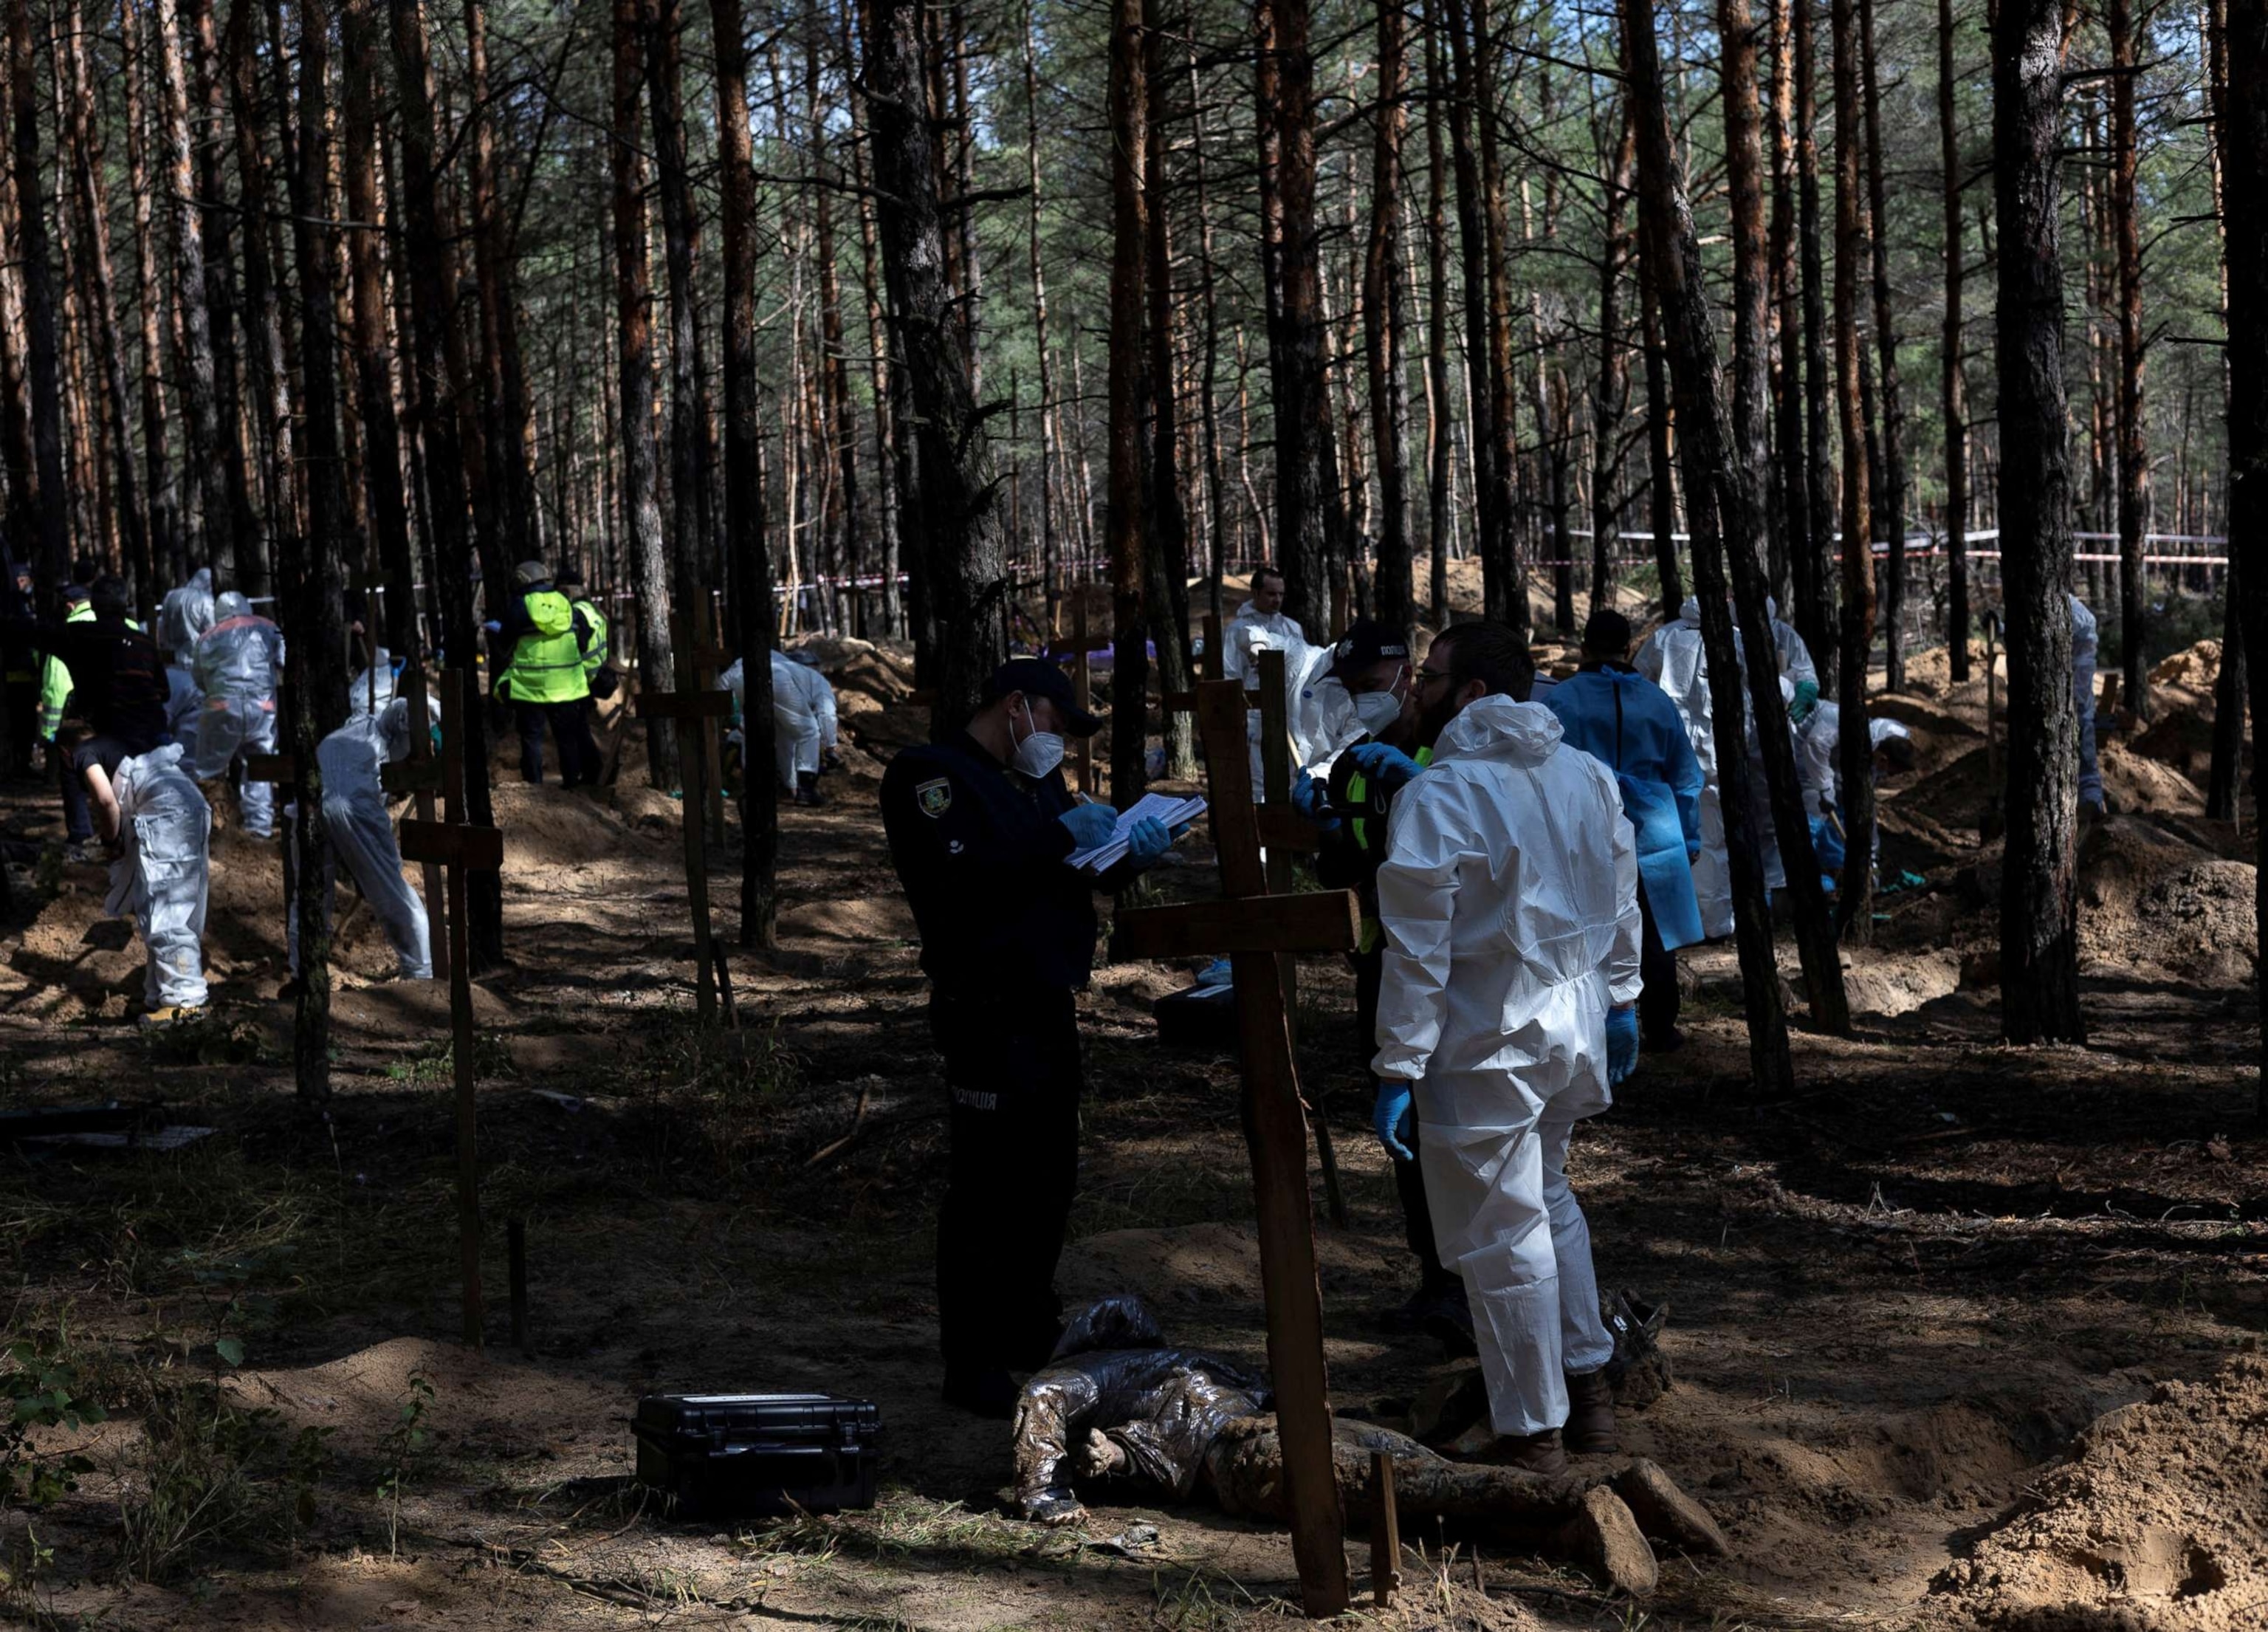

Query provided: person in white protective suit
[103,742,211,1026]
[2069,592,2106,815]
[1220,566,1303,688]
[157,568,216,745]
[1372,620,1643,1474]
[286,656,441,983]
[190,592,286,837]
[1793,698,1915,887]
[1765,597,1821,721]
[772,648,839,806]
[1635,597,1787,936]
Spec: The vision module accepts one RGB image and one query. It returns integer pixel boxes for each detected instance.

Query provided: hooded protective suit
[1764,596,1818,690]
[190,592,286,836]
[1372,696,1642,1438]
[769,649,839,789]
[1544,666,1707,951]
[1221,597,1304,688]
[1794,699,1913,820]
[289,656,439,981]
[105,744,210,1011]
[158,569,216,744]
[2070,593,2103,812]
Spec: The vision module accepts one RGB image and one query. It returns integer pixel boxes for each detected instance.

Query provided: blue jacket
[1546,665,1708,950]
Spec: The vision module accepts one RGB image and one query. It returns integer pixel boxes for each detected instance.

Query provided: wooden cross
[1065,597,1110,797]
[635,668,734,1026]
[395,669,505,1348]
[1111,679,1359,1617]
[674,597,730,839]
[1161,611,1224,715]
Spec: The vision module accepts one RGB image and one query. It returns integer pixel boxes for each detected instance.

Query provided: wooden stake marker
[1110,679,1356,1617]
[636,681,734,1026]
[1370,1449,1401,1609]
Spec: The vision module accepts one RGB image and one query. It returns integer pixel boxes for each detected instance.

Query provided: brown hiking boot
[1564,1367,1618,1455]
[1480,1427,1567,1475]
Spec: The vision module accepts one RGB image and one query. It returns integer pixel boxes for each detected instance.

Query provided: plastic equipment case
[632,1393,882,1517]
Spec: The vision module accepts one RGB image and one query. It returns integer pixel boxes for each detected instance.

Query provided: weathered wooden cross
[1113,679,1361,1617]
[1065,597,1111,798]
[634,632,734,1026]
[396,669,505,1347]
[675,597,729,840]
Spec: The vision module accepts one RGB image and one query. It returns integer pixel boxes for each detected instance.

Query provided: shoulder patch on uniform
[916,777,952,817]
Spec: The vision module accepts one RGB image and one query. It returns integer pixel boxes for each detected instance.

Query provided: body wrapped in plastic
[190,593,286,835]
[104,744,210,1010]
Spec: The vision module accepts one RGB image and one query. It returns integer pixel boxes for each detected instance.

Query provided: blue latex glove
[1606,1007,1640,1085]
[1374,1082,1415,1162]
[1125,816,1172,864]
[481,620,502,634]
[1790,679,1821,724]
[1289,768,1333,824]
[1058,803,1117,851]
[1809,815,1846,874]
[1349,741,1423,793]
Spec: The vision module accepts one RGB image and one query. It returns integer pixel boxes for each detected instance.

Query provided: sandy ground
[0,627,2259,1631]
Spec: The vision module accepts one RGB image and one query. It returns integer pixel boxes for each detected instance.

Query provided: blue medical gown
[1545,667,1708,950]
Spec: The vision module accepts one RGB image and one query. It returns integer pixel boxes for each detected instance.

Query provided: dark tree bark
[2110,0,2149,719]
[8,0,66,600]
[862,0,1011,738]
[465,0,541,575]
[224,0,291,577]
[340,0,416,659]
[1593,108,1635,617]
[1793,0,1838,688]
[1717,0,1770,615]
[1993,0,2083,1043]
[1184,30,1229,624]
[647,0,718,597]
[1766,0,1798,601]
[2224,0,2268,1079]
[124,0,178,584]
[1143,0,1195,778]
[712,0,780,948]
[391,0,504,969]
[1105,0,1149,801]
[1939,0,1971,681]
[1471,0,1524,633]
[1860,0,1908,693]
[283,0,352,1100]
[1440,0,1508,623]
[609,0,679,789]
[2205,0,2242,821]
[1421,0,1451,626]
[1365,0,1412,637]
[846,17,901,639]
[1621,0,1807,1093]
[151,0,227,583]
[183,0,258,597]
[1832,0,1876,938]
[1638,259,1681,617]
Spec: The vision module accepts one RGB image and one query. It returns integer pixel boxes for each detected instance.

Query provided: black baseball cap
[1329,617,1411,680]
[983,656,1103,737]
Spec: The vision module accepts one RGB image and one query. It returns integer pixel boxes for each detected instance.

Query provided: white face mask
[1353,689,1403,736]
[1011,698,1065,779]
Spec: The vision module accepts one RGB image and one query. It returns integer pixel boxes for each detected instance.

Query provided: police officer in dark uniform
[881,656,1181,1416]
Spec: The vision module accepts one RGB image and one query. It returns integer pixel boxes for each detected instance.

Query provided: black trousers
[516,699,597,787]
[57,741,89,840]
[1353,945,1457,1295]
[1636,877,1681,1046]
[4,676,32,773]
[930,986,1083,1373]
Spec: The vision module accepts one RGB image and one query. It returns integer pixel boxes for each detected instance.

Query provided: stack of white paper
[1067,792,1209,872]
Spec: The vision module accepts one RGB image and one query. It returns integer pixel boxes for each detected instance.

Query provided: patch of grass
[745,1491,1083,1574]
[117,1382,329,1583]
[385,1032,514,1086]
[140,1012,273,1068]
[631,1015,803,1181]
[1150,1564,1270,1629]
[1,1325,108,1511]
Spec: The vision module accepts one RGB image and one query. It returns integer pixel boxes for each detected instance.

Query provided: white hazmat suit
[287,658,439,981]
[191,593,286,837]
[1221,597,1303,689]
[104,744,210,1014]
[1372,696,1642,1439]
[2070,593,2103,812]
[770,650,839,789]
[158,569,216,747]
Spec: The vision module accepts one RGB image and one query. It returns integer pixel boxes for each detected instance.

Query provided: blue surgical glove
[1125,815,1171,864]
[1289,768,1333,824]
[1790,679,1821,724]
[1809,815,1846,874]
[1058,802,1117,851]
[1374,1082,1415,1162]
[481,620,502,634]
[1349,741,1422,794]
[1606,1007,1639,1086]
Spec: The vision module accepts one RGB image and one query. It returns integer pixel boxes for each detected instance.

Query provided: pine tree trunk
[284,0,351,1100]
[647,0,718,603]
[340,0,416,659]
[1638,260,1681,616]
[1717,0,1771,614]
[1143,0,1195,778]
[1186,30,1229,624]
[1620,0,1799,1094]
[124,0,177,587]
[845,27,901,640]
[1364,0,1411,635]
[1993,0,2084,1043]
[1765,0,1798,601]
[1421,0,1451,627]
[391,0,504,970]
[1259,0,1331,638]
[9,0,69,592]
[1593,109,1635,619]
[1831,0,1876,938]
[712,0,779,948]
[224,0,292,573]
[2204,0,2243,820]
[1441,0,1504,623]
[861,0,1011,738]
[608,0,680,789]
[1471,0,1524,633]
[1793,0,1838,688]
[1939,0,1970,682]
[2224,0,2268,1084]
[2110,0,2149,718]
[151,0,228,583]
[1859,0,1908,693]
[465,0,541,575]
[1104,0,1149,801]
[182,0,258,596]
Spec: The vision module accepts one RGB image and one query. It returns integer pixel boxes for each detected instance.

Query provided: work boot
[1479,1428,1568,1476]
[795,771,825,807]
[1564,1366,1619,1455]
[940,1363,1017,1420]
[137,1004,205,1031]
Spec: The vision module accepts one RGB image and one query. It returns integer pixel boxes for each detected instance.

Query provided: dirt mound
[1059,1221,1398,1312]
[2100,741,2207,819]
[2150,639,2222,694]
[488,778,662,869]
[2077,820,2255,983]
[788,633,917,711]
[1928,1357,2268,1631]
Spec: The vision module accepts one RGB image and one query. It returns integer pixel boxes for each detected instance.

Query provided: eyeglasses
[1414,666,1454,691]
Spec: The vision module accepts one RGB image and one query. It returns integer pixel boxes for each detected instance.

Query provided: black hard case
[631,1393,882,1517]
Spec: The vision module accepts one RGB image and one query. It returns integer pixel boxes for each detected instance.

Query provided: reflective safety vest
[37,603,96,741]
[503,590,591,704]
[571,598,608,677]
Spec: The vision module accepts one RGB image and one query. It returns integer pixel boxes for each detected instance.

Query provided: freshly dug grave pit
[1926,1356,2268,1631]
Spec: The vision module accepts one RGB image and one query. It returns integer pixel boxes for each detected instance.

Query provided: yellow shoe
[137,1004,205,1030]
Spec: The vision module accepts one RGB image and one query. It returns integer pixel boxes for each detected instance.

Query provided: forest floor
[0,615,2261,1632]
